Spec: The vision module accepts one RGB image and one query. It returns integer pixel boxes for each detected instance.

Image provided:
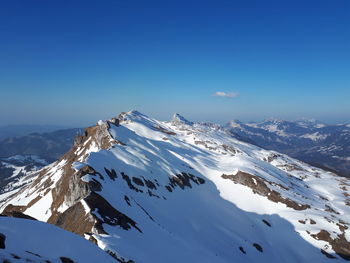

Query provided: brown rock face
[49,201,96,235]
[222,171,310,210]
[46,123,133,236]
[312,230,350,260]
[2,204,27,214]
[1,210,37,220]
[1,122,122,238]
[154,125,177,135]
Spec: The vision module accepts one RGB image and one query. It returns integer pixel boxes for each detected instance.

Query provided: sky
[0,0,349,126]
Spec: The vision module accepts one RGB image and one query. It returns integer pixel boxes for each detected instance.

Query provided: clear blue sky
[0,0,349,126]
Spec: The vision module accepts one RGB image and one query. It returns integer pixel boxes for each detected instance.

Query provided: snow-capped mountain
[1,111,350,262]
[226,118,350,177]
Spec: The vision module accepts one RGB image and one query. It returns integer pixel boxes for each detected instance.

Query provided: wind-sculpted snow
[0,110,350,262]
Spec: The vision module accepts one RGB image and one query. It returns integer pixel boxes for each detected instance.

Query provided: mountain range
[227,118,350,177]
[0,128,81,196]
[0,111,349,262]
[0,128,81,163]
[0,125,73,140]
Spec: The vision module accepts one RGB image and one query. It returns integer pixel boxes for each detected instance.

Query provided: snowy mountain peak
[1,111,350,262]
[116,110,157,124]
[171,113,193,125]
[127,109,145,117]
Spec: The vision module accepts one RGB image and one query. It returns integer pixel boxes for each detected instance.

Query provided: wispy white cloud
[213,91,239,98]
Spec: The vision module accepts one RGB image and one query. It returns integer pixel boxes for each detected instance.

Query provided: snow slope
[0,111,349,262]
[0,217,116,263]
[226,118,350,177]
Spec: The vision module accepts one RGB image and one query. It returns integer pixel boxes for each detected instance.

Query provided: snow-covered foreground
[0,111,349,262]
[0,217,116,262]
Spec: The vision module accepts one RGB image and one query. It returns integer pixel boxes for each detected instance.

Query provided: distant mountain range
[0,155,48,193]
[0,128,81,163]
[0,124,73,140]
[0,128,82,192]
[0,111,349,262]
[226,119,350,177]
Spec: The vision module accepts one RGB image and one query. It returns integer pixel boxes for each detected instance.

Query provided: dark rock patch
[197,177,205,184]
[336,221,348,232]
[124,195,131,206]
[311,229,350,260]
[319,195,329,201]
[121,173,142,193]
[340,186,348,191]
[107,250,135,263]
[77,165,104,181]
[104,168,117,180]
[325,205,340,215]
[142,177,157,190]
[11,254,20,259]
[252,243,263,252]
[194,140,217,151]
[0,233,5,249]
[130,197,155,222]
[153,125,176,136]
[89,236,98,245]
[60,257,76,263]
[276,163,305,172]
[0,211,37,221]
[85,192,142,233]
[2,204,30,215]
[167,173,206,191]
[239,246,246,254]
[222,144,239,155]
[265,153,280,163]
[89,178,103,192]
[132,177,144,186]
[108,118,120,126]
[25,251,41,258]
[321,249,337,259]
[262,219,271,227]
[147,189,160,198]
[169,173,193,189]
[222,171,309,211]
